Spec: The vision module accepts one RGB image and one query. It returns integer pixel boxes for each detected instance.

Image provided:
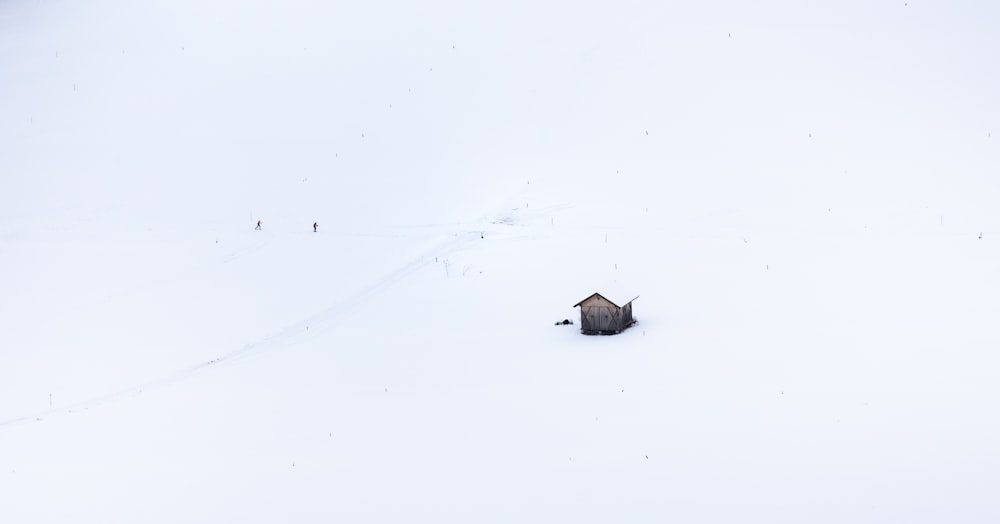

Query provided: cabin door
[599,307,612,332]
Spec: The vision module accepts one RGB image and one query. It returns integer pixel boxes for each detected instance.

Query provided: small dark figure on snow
[313,222,318,232]
[255,220,262,230]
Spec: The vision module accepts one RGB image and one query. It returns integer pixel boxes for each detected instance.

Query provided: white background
[2,1,999,522]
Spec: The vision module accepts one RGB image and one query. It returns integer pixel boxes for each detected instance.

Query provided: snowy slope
[3,1,1000,522]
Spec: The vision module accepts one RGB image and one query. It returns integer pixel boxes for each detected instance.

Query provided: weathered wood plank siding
[576,293,636,335]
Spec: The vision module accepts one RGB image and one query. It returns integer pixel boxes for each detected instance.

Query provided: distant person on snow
[255,220,262,230]
[313,222,318,232]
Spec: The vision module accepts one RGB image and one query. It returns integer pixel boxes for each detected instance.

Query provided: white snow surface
[3,1,1000,522]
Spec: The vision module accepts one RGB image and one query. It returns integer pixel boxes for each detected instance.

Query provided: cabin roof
[574,291,639,309]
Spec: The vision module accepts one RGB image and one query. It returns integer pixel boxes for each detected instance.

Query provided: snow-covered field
[3,1,1000,522]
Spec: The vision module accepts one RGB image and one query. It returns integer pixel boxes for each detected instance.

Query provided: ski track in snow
[0,229,484,430]
[220,236,272,264]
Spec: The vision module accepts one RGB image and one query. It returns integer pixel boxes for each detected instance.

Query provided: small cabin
[573,292,638,335]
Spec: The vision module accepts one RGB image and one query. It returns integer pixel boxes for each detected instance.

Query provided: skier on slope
[313,222,318,232]
[255,220,262,230]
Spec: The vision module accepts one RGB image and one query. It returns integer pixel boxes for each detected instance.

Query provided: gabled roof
[574,291,639,309]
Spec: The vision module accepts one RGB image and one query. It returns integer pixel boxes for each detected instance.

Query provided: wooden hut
[574,292,638,335]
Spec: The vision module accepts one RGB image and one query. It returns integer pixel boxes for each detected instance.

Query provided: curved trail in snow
[0,230,482,430]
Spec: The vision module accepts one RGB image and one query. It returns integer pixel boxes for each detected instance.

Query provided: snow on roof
[574,283,639,308]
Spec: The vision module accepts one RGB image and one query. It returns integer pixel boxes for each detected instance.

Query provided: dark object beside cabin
[574,293,638,335]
